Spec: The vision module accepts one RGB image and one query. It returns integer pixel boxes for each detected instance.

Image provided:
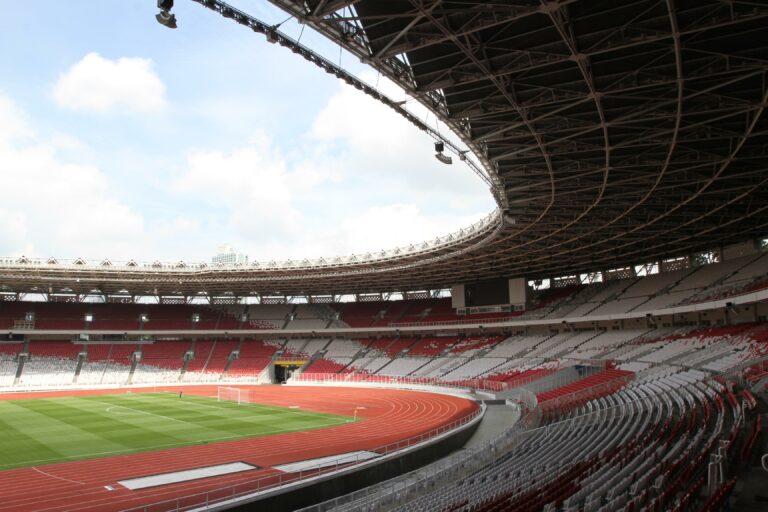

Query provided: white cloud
[0,94,34,147]
[337,204,482,255]
[0,209,30,256]
[52,52,166,113]
[171,80,493,262]
[49,132,88,152]
[0,94,145,258]
[0,73,492,264]
[174,136,300,236]
[309,77,491,199]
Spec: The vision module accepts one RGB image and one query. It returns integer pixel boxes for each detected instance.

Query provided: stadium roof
[0,0,766,299]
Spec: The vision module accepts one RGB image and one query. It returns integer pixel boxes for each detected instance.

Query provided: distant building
[211,244,248,266]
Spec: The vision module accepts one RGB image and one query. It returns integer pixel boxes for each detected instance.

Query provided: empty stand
[225,340,280,380]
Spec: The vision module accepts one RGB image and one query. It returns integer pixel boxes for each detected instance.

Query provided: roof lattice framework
[0,0,766,298]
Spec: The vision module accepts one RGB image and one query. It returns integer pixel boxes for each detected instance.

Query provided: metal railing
[536,374,635,412]
[293,364,617,397]
[119,402,484,512]
[388,316,523,328]
[293,373,514,393]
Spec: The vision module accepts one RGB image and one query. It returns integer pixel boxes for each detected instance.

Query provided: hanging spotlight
[156,0,177,29]
[434,141,452,165]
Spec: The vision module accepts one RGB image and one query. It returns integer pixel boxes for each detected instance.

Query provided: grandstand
[0,0,766,511]
[1,251,767,510]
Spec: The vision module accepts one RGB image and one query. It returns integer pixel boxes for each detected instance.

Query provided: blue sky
[0,0,494,263]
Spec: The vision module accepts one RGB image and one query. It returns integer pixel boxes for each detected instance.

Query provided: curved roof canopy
[0,0,766,298]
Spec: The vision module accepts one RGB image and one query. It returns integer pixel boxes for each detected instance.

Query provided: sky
[0,0,494,264]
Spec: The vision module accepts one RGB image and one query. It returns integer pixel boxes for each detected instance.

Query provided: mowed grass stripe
[38,398,204,446]
[127,394,354,437]
[0,400,129,458]
[113,393,352,432]
[0,413,64,464]
[126,393,349,429]
[85,394,338,436]
[138,392,344,420]
[0,393,354,470]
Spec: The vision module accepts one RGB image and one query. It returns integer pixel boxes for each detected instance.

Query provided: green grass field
[0,392,355,470]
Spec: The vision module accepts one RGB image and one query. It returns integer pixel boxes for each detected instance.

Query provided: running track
[0,386,478,512]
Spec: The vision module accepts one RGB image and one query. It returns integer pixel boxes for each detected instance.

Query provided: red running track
[0,385,478,512]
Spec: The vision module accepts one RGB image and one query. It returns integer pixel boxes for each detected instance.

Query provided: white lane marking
[31,466,85,485]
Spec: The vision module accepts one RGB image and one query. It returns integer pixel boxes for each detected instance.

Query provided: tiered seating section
[2,320,767,390]
[132,341,191,383]
[184,340,238,382]
[225,340,281,381]
[0,343,22,387]
[0,252,765,334]
[393,366,747,512]
[0,323,768,394]
[536,368,633,410]
[0,257,764,512]
[78,344,134,385]
[0,303,243,331]
[19,341,81,387]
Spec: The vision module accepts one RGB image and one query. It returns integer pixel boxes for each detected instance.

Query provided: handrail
[388,315,527,328]
[293,364,616,397]
[536,374,634,413]
[119,399,484,512]
[293,373,514,393]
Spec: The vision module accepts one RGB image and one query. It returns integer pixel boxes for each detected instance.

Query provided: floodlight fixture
[156,0,177,29]
[434,141,452,164]
[156,10,177,28]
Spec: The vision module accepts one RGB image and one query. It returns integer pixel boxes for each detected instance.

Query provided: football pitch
[0,392,355,470]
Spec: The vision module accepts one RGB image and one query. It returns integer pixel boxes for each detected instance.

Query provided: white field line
[99,402,193,426]
[161,395,343,421]
[30,466,85,485]
[0,401,349,470]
